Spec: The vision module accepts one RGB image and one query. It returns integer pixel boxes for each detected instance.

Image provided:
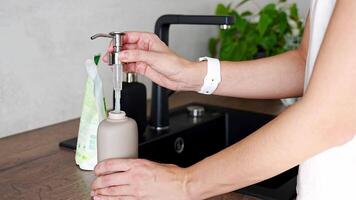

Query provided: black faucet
[149,14,235,131]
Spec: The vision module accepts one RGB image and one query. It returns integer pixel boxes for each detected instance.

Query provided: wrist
[181,61,206,92]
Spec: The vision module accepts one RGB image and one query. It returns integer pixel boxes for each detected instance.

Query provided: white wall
[0,0,309,138]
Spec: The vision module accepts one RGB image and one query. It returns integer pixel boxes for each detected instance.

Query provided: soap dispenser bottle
[91,32,139,161]
[115,72,147,136]
[97,111,138,161]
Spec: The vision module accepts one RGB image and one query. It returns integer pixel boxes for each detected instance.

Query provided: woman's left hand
[91,159,192,200]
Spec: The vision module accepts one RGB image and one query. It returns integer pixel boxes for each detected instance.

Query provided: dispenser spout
[90,32,125,65]
[90,33,114,40]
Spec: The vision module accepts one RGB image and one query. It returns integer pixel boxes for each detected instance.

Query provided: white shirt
[297,0,356,199]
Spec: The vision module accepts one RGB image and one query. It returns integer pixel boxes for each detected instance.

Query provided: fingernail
[102,55,107,62]
[93,196,101,200]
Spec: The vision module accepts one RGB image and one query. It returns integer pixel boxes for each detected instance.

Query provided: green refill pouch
[75,55,107,170]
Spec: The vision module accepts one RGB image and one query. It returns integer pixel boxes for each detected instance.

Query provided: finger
[123,32,165,51]
[119,50,160,66]
[107,44,140,63]
[95,159,134,176]
[102,41,114,63]
[123,64,130,72]
[124,60,177,90]
[93,185,134,196]
[122,44,138,50]
[136,61,152,75]
[123,63,143,73]
[123,63,138,73]
[123,31,154,44]
[125,62,175,89]
[92,172,131,190]
[107,40,114,52]
[102,52,109,63]
[123,62,148,74]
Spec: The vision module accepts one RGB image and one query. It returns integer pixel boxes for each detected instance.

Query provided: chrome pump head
[90,32,125,65]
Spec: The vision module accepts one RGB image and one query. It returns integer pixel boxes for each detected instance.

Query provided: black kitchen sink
[139,103,297,200]
[60,102,297,200]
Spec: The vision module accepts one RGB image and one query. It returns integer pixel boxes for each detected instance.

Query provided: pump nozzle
[90,33,114,40]
[91,32,125,65]
[91,32,125,113]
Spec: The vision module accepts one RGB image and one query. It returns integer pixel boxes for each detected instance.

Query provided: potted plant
[209,0,304,106]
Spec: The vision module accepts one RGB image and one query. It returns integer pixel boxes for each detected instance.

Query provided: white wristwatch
[198,57,221,95]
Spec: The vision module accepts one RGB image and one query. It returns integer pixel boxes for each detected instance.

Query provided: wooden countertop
[0,92,285,200]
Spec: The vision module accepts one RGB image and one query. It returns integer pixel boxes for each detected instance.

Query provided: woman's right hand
[103,32,205,91]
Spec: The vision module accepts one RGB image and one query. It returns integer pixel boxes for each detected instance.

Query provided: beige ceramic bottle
[97,111,138,162]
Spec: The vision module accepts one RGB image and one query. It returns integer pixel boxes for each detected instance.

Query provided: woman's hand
[103,31,205,92]
[91,159,193,200]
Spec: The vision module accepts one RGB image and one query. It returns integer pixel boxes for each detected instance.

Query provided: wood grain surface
[0,92,285,200]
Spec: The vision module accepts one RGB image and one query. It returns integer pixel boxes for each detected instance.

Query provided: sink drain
[174,137,185,154]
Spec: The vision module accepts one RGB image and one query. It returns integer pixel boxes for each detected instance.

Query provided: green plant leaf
[241,11,253,17]
[216,3,230,15]
[230,9,240,18]
[277,12,289,34]
[232,42,247,60]
[212,1,304,60]
[260,3,277,16]
[208,38,218,57]
[219,37,234,60]
[236,14,248,34]
[257,14,273,36]
[289,3,299,21]
[259,34,277,52]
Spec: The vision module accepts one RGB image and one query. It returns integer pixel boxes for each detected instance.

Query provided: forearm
[185,98,354,199]
[214,49,306,99]
[185,28,309,99]
[187,49,305,99]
